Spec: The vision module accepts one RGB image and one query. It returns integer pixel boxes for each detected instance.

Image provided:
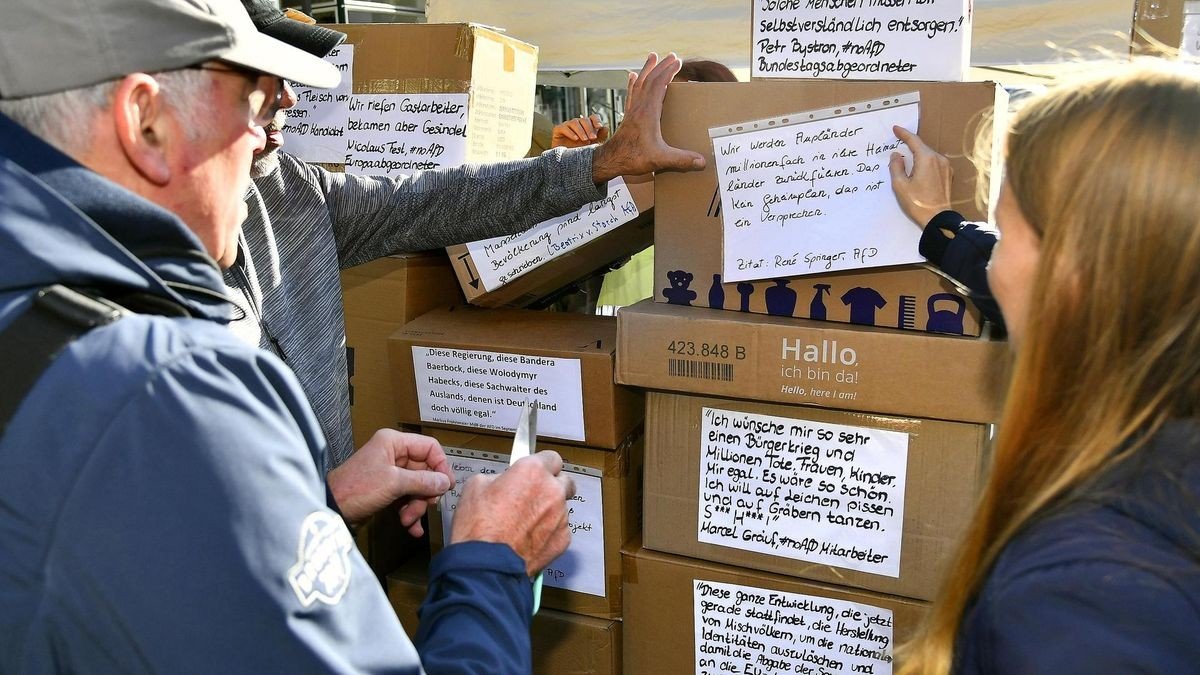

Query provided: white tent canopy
[427,0,1135,78]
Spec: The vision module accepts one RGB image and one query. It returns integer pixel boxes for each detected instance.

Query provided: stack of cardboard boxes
[613,5,1009,672]
[318,24,658,588]
[386,307,643,674]
[320,8,1014,674]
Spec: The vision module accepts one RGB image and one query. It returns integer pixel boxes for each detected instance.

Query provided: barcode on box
[668,358,733,382]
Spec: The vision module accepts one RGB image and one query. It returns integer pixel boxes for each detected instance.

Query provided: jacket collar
[0,112,234,321]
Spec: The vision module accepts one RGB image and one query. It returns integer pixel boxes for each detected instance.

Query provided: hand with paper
[450,450,576,577]
[591,52,707,182]
[327,428,454,533]
[553,113,609,148]
[889,125,955,226]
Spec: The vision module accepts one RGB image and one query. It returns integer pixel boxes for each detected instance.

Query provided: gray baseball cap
[0,0,340,99]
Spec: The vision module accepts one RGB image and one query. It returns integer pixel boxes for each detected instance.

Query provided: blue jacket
[954,421,1200,672]
[0,114,531,674]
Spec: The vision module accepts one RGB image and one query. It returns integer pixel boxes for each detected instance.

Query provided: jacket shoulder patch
[287,510,354,607]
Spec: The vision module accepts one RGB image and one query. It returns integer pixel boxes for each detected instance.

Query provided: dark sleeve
[919,210,1005,330]
[974,560,1200,673]
[416,542,533,674]
[310,147,608,269]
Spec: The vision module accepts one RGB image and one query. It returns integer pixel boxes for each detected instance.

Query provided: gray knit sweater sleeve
[304,146,607,269]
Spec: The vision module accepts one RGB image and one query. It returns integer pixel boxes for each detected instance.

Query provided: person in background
[550,58,738,313]
[896,61,1200,672]
[889,125,1003,330]
[230,0,706,471]
[0,0,574,671]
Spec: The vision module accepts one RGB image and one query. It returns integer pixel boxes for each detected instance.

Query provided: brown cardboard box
[341,254,461,578]
[447,174,656,308]
[424,427,643,619]
[331,23,538,164]
[623,544,927,675]
[390,306,643,448]
[616,300,1007,425]
[640,391,987,600]
[654,80,1008,336]
[341,254,462,447]
[1131,0,1187,53]
[388,559,623,675]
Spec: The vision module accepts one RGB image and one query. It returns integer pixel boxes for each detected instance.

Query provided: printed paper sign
[467,35,539,161]
[752,0,971,81]
[694,579,895,674]
[439,448,607,597]
[411,346,586,441]
[697,407,909,577]
[463,178,640,291]
[1183,1,1200,58]
[284,44,353,163]
[345,93,470,176]
[710,93,922,283]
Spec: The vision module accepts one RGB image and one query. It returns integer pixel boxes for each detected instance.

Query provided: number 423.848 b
[667,341,746,360]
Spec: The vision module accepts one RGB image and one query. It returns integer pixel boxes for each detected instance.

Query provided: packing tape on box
[624,555,638,584]
[360,78,473,95]
[454,25,474,60]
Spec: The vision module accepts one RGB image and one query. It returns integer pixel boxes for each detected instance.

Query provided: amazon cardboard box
[388,559,623,675]
[446,174,655,308]
[616,300,1006,425]
[423,427,643,619]
[389,306,643,448]
[340,253,461,577]
[640,391,988,600]
[623,544,927,675]
[654,80,1007,336]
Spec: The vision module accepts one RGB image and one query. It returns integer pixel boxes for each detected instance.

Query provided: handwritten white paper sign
[345,93,470,176]
[752,0,971,81]
[697,407,909,577]
[284,45,353,163]
[1183,1,1200,58]
[411,346,586,441]
[710,93,922,283]
[439,447,607,597]
[694,579,895,674]
[463,177,640,291]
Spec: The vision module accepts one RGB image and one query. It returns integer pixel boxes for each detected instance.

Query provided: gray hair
[0,69,214,157]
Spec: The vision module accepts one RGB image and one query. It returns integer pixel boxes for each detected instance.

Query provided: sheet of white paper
[463,177,639,291]
[439,448,607,597]
[710,93,922,283]
[694,579,895,674]
[697,407,909,577]
[752,0,970,81]
[345,94,470,176]
[467,35,540,162]
[411,346,586,441]
[1183,1,1200,57]
[283,45,353,163]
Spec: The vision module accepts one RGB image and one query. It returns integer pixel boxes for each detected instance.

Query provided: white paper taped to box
[709,92,924,284]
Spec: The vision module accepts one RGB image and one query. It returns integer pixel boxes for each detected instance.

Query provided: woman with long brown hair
[896,61,1200,672]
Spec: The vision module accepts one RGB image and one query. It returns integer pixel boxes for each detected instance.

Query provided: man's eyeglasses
[187,63,283,127]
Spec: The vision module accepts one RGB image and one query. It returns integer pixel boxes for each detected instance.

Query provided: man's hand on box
[890,125,955,226]
[591,52,706,183]
[328,429,454,533]
[553,114,609,149]
[449,450,575,577]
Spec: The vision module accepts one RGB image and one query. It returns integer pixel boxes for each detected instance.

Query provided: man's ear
[111,73,172,186]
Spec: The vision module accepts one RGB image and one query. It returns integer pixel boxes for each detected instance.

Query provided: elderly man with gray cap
[0,1,573,672]
[227,0,705,471]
